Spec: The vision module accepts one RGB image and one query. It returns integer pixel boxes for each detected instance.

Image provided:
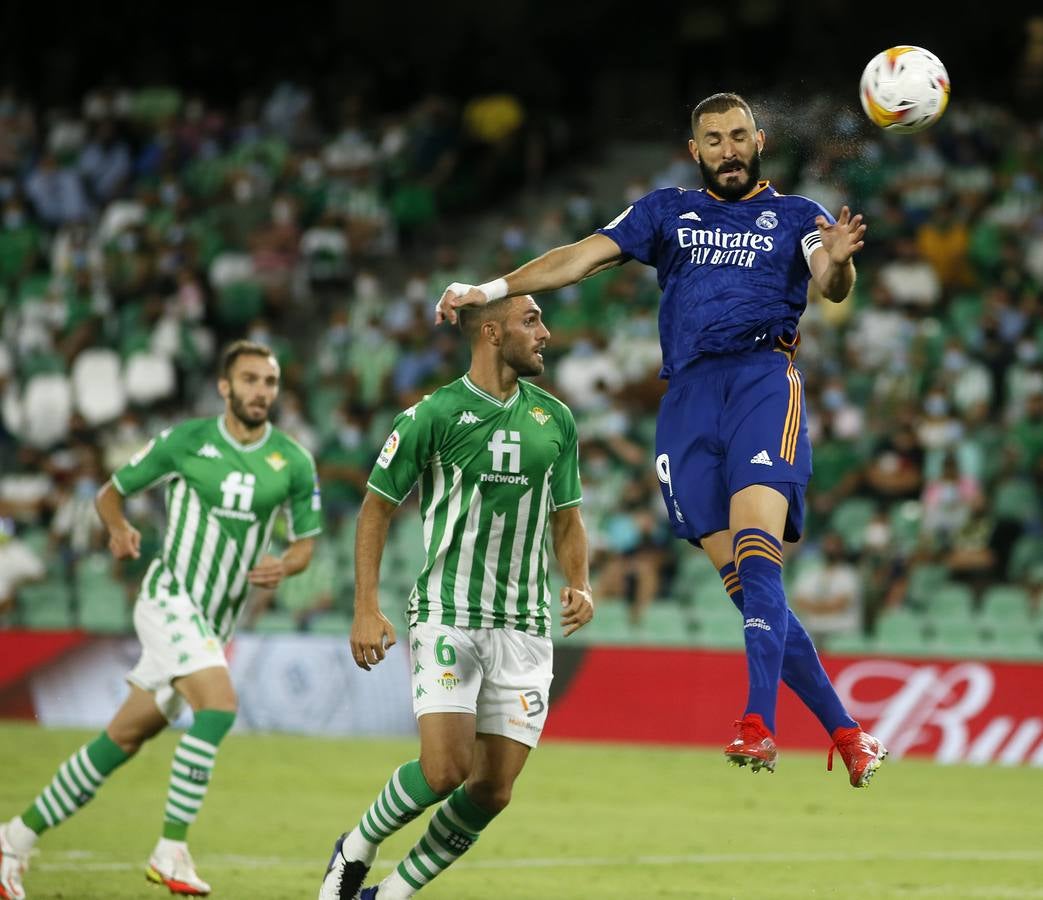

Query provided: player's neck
[465,363,520,403]
[222,411,268,445]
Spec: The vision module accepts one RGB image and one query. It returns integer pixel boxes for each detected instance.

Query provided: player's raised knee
[419,756,471,796]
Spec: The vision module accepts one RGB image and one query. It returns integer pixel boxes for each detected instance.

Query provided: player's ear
[218,378,230,399]
[756,129,765,153]
[481,319,502,346]
[688,137,699,163]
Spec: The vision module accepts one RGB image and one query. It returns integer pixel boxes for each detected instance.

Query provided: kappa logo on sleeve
[376,430,400,469]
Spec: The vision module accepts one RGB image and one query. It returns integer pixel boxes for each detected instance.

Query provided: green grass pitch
[2,723,1041,898]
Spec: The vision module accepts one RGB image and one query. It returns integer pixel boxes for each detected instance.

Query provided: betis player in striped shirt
[319,295,593,900]
[0,341,321,900]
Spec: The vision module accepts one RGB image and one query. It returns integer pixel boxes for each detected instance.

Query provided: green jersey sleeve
[287,446,323,540]
[366,399,437,505]
[550,406,582,510]
[111,426,179,495]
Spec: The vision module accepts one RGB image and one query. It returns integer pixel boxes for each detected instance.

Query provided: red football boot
[829,727,888,788]
[724,713,778,773]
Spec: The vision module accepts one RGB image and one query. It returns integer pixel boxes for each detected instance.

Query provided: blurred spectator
[791,533,862,646]
[0,517,45,615]
[878,237,942,311]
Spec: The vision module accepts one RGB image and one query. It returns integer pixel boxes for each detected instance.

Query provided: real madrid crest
[756,210,778,230]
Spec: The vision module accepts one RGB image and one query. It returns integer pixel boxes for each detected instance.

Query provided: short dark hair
[458,296,515,341]
[220,339,276,379]
[691,92,756,135]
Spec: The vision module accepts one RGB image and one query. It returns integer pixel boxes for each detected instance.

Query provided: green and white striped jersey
[112,417,322,642]
[367,375,582,636]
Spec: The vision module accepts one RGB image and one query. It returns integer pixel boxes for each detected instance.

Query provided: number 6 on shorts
[435,635,456,666]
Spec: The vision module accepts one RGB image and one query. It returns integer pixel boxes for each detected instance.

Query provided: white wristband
[477,277,508,301]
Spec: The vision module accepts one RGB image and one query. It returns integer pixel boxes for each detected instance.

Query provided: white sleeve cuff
[801,231,823,269]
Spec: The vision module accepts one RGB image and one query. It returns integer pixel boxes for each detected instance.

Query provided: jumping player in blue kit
[437,92,887,788]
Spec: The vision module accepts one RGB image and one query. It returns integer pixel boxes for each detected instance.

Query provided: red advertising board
[544,647,1043,766]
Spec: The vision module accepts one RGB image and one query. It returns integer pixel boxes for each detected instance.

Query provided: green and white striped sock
[383,785,497,897]
[20,732,130,835]
[343,760,444,863]
[162,709,235,840]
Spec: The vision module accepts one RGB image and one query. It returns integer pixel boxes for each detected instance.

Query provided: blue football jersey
[596,181,833,377]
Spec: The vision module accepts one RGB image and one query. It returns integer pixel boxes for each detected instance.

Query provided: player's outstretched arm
[435,233,625,325]
[551,506,593,637]
[95,480,141,560]
[351,490,399,669]
[810,205,866,302]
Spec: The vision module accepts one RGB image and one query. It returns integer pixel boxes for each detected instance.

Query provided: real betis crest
[266,452,288,471]
[529,406,550,426]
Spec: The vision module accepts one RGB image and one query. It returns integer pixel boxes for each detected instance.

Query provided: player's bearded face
[501,327,546,376]
[228,384,270,426]
[223,355,280,428]
[500,307,549,376]
[700,148,761,201]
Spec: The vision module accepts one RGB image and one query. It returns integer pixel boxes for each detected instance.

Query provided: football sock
[20,731,131,836]
[343,760,446,864]
[380,785,498,898]
[733,529,790,734]
[162,709,235,841]
[720,562,857,734]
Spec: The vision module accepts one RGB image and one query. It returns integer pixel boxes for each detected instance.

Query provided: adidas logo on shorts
[750,450,773,466]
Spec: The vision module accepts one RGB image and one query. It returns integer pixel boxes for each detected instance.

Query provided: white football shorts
[409,621,554,748]
[127,589,228,722]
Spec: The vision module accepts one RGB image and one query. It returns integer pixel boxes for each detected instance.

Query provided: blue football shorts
[654,349,811,546]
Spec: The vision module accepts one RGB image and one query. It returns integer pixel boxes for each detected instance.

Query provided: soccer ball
[859,46,950,133]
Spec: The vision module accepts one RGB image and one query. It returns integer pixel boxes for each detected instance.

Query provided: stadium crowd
[0,81,1041,658]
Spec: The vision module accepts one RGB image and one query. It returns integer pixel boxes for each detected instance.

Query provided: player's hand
[108,524,141,560]
[247,554,286,589]
[350,607,397,670]
[560,586,593,637]
[815,205,866,264]
[434,282,489,325]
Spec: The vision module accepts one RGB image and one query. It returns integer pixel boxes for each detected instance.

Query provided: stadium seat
[78,582,130,633]
[980,584,1032,626]
[123,351,176,405]
[307,611,352,636]
[638,603,693,646]
[829,498,877,552]
[18,580,74,630]
[822,630,876,656]
[22,372,73,448]
[979,620,1042,660]
[72,348,126,426]
[1008,534,1043,583]
[924,618,987,658]
[691,613,746,650]
[874,609,929,655]
[920,581,976,622]
[905,563,949,610]
[251,610,299,634]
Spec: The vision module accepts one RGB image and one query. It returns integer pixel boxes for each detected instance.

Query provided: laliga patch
[377,430,400,469]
